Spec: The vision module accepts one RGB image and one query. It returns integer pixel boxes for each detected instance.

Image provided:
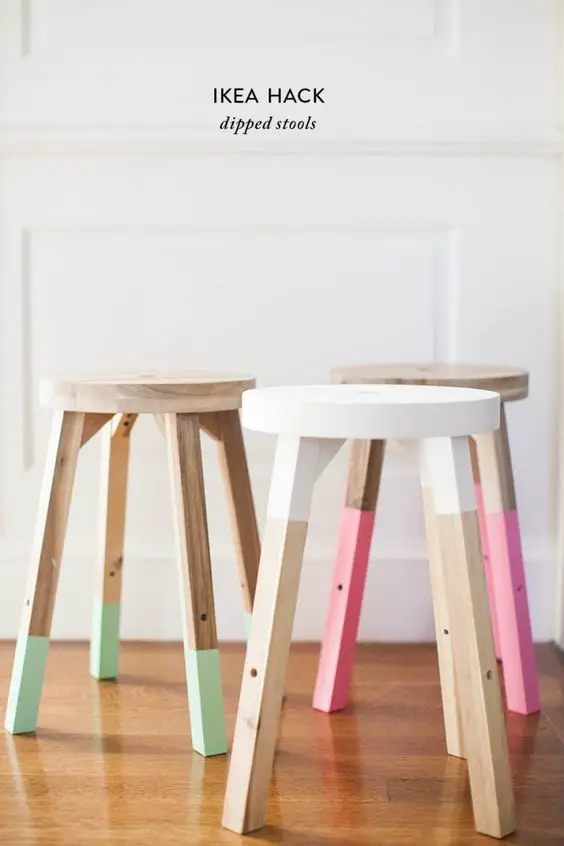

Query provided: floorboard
[0,642,562,844]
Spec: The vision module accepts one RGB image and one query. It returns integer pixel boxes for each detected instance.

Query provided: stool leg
[80,413,114,448]
[313,439,385,713]
[166,412,226,757]
[471,438,502,660]
[90,414,137,680]
[473,406,540,715]
[5,411,84,734]
[420,485,465,759]
[215,410,260,634]
[222,434,343,834]
[421,436,515,839]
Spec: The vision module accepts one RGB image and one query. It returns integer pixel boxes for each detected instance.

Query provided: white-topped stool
[222,385,516,839]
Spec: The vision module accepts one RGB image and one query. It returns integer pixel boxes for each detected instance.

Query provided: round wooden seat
[331,363,528,403]
[39,373,255,413]
[242,384,500,440]
[8,370,260,761]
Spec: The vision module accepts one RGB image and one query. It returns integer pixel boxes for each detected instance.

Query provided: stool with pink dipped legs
[223,383,515,838]
[313,363,540,718]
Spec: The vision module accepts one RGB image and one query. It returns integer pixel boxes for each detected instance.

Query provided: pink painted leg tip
[314,508,375,714]
[486,510,540,715]
[312,688,348,714]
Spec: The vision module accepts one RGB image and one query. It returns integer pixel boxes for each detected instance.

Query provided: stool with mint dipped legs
[223,384,515,839]
[5,374,260,757]
[313,364,539,718]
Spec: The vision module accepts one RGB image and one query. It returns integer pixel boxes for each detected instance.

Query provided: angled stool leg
[473,406,540,714]
[420,482,465,759]
[90,413,137,680]
[223,435,343,834]
[166,412,226,757]
[5,411,84,734]
[313,439,385,712]
[421,436,515,839]
[471,438,502,660]
[215,410,260,635]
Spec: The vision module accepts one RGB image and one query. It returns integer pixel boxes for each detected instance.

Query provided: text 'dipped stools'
[222,384,516,839]
[313,364,538,719]
[5,374,260,758]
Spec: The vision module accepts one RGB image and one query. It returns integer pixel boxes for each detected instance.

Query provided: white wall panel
[0,0,557,143]
[0,2,559,642]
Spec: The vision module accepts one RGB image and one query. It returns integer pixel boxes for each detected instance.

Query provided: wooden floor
[0,643,563,844]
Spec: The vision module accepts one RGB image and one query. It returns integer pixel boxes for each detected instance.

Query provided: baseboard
[0,546,553,642]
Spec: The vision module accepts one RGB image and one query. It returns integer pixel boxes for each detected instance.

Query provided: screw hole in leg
[200,613,207,622]
[337,584,343,591]
[486,670,493,680]
[250,668,258,678]
[443,629,449,635]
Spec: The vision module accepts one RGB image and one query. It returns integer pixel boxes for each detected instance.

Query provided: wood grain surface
[165,413,218,650]
[344,439,386,511]
[331,363,528,403]
[0,643,562,845]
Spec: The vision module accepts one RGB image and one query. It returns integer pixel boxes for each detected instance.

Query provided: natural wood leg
[161,407,259,617]
[313,439,385,712]
[421,436,515,839]
[81,413,114,448]
[90,413,137,680]
[166,412,226,757]
[5,411,85,734]
[420,484,465,759]
[198,412,221,442]
[473,405,540,715]
[470,438,502,660]
[222,435,343,834]
[215,410,260,632]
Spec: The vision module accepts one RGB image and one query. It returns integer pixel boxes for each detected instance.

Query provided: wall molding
[18,0,457,58]
[18,223,455,469]
[0,127,562,157]
[0,544,553,642]
[0,538,551,564]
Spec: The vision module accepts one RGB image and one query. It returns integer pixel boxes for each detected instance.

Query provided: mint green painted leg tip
[90,600,121,681]
[186,649,227,757]
[5,635,49,735]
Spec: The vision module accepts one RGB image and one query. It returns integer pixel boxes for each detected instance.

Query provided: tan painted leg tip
[445,728,467,759]
[221,814,263,835]
[475,802,516,839]
[446,749,467,761]
[476,823,517,840]
[221,813,243,834]
[221,822,244,835]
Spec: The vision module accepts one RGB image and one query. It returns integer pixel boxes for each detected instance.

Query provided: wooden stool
[222,384,516,838]
[313,364,539,718]
[5,374,260,758]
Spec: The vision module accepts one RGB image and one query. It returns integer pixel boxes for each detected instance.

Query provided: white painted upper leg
[267,436,343,521]
[420,437,476,515]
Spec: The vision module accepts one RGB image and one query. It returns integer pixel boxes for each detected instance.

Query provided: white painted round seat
[242,384,500,440]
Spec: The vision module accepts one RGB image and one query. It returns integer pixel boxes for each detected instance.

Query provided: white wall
[0,0,559,642]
